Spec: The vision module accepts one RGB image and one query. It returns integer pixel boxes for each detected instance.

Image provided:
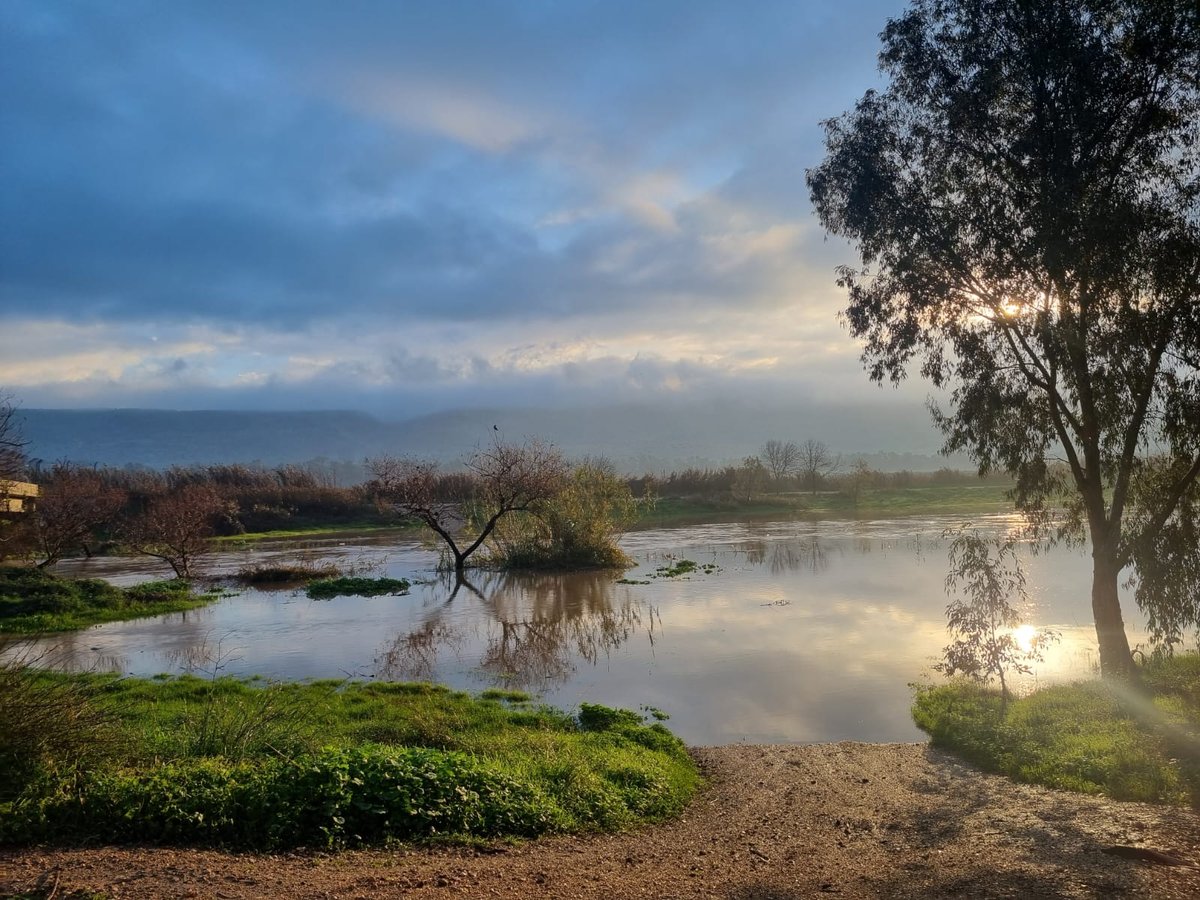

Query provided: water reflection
[376,570,658,690]
[735,537,830,575]
[2,514,1143,745]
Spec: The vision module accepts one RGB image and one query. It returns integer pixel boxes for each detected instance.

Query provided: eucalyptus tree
[807,0,1200,677]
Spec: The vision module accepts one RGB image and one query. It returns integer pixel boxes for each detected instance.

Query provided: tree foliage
[935,530,1057,702]
[808,0,1200,677]
[483,459,637,570]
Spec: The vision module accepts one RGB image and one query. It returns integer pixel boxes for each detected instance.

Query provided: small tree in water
[369,438,568,577]
[936,530,1057,704]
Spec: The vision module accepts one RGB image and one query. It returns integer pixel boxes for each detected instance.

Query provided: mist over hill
[17,401,972,476]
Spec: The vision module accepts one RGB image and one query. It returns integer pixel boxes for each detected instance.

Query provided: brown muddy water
[6,514,1144,745]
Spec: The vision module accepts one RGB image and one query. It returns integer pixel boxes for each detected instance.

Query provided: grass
[305,575,412,599]
[912,653,1200,804]
[0,567,216,634]
[0,673,701,849]
[215,521,414,543]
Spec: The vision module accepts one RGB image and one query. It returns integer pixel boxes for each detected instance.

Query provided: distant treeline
[1,459,1012,570]
[24,462,385,537]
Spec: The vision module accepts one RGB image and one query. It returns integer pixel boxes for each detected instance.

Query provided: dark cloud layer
[1,0,909,412]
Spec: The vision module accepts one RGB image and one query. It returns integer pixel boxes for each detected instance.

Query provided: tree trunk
[1091,553,1135,679]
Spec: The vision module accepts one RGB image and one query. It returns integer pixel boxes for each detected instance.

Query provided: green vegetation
[305,576,412,599]
[484,462,638,570]
[234,560,343,585]
[634,485,1013,528]
[216,522,409,543]
[0,673,700,849]
[912,654,1200,805]
[0,568,214,634]
[649,559,719,579]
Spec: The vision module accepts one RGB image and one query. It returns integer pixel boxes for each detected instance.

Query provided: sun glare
[1012,624,1039,653]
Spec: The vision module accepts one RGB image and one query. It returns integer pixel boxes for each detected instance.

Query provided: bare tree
[29,463,127,568]
[732,455,767,502]
[0,392,27,483]
[369,438,568,577]
[124,483,229,578]
[760,440,801,481]
[798,440,840,495]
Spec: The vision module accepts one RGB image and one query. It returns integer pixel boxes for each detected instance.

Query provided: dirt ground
[3,742,1198,899]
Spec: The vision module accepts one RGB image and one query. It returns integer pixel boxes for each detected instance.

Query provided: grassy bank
[215,521,412,543]
[912,654,1200,804]
[0,674,700,849]
[637,484,1013,528]
[0,568,216,634]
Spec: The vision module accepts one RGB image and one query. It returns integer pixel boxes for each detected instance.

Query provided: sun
[1012,624,1039,653]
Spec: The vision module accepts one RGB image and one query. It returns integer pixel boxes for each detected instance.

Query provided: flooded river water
[10,514,1141,745]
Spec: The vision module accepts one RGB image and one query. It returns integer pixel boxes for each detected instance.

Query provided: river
[9,513,1137,745]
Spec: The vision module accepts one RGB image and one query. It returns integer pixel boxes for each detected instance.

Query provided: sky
[0,0,920,418]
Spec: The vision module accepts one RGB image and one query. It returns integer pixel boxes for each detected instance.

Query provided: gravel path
[3,743,1198,899]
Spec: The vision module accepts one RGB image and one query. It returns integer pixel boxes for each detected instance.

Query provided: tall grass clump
[0,654,118,802]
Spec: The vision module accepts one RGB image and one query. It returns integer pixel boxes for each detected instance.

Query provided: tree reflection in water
[736,537,830,575]
[374,569,658,690]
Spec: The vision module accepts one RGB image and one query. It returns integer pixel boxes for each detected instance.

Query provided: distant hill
[16,402,973,475]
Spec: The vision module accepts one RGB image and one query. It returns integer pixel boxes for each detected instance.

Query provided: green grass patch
[809,485,1014,517]
[912,655,1200,804]
[0,673,700,849]
[215,522,411,543]
[0,567,215,634]
[305,576,412,599]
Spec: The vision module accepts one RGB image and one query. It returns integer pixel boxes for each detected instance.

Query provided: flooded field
[8,514,1140,745]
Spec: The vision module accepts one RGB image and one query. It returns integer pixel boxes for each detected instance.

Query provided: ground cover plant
[0,568,213,634]
[0,674,700,849]
[912,653,1200,805]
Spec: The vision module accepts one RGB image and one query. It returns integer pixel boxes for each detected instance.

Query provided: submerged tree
[483,458,637,570]
[369,438,568,577]
[124,483,229,578]
[808,0,1200,677]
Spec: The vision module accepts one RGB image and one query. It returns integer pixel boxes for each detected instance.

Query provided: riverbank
[635,484,1013,529]
[4,742,1197,899]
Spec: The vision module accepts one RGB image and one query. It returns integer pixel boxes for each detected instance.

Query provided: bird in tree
[807,0,1200,679]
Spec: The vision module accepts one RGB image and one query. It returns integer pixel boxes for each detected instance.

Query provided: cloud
[0,0,910,414]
